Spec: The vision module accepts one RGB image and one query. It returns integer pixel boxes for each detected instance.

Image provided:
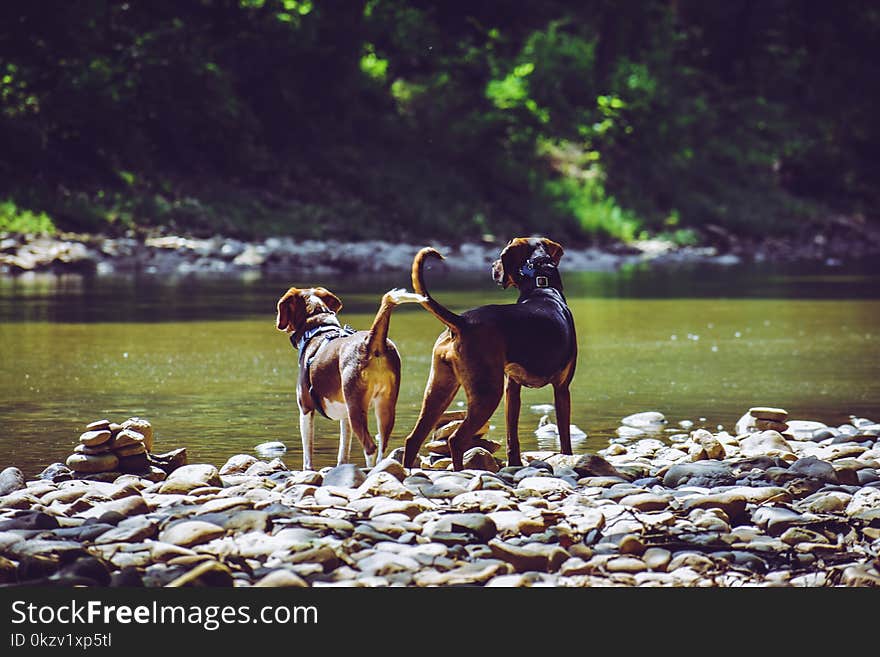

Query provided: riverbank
[1,408,878,587]
[3,216,880,277]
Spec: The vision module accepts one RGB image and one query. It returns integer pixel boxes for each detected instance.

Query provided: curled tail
[366,288,427,355]
[412,247,463,331]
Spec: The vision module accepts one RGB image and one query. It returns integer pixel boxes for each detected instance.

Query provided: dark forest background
[1,0,878,245]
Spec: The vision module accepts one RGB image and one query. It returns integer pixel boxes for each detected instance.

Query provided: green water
[1,262,879,477]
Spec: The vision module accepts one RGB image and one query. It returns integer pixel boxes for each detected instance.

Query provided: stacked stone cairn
[421,410,502,472]
[63,417,186,482]
[745,406,791,436]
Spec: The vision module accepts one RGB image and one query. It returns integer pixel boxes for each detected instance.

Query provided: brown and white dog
[276,286,425,469]
[402,237,578,470]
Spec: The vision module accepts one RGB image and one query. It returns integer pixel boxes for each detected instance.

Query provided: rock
[121,417,154,452]
[516,476,573,495]
[618,535,646,556]
[354,471,414,500]
[840,564,880,587]
[255,441,287,457]
[95,516,157,544]
[622,411,667,429]
[450,490,515,512]
[414,560,509,586]
[692,429,726,460]
[86,419,112,432]
[287,470,323,486]
[786,420,829,440]
[110,429,145,450]
[486,510,545,537]
[572,454,624,479]
[751,506,809,536]
[423,513,498,543]
[605,556,647,573]
[619,492,670,512]
[159,520,226,548]
[462,447,499,472]
[79,429,112,447]
[739,431,794,458]
[643,547,672,572]
[254,569,309,587]
[322,464,366,488]
[662,461,735,488]
[683,493,747,521]
[117,452,150,474]
[66,452,120,473]
[788,456,838,483]
[166,560,234,587]
[488,539,569,572]
[160,463,221,493]
[149,448,188,473]
[845,487,880,516]
[115,442,147,457]
[37,463,74,483]
[78,494,149,519]
[748,407,788,422]
[370,457,407,481]
[0,467,25,496]
[755,419,789,432]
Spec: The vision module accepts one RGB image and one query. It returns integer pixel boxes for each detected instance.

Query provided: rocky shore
[3,217,879,277]
[1,407,879,588]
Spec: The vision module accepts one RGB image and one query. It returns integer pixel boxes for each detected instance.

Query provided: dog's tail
[366,288,427,356]
[412,247,463,331]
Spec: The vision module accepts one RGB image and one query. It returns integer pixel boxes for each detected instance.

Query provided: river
[1,259,878,476]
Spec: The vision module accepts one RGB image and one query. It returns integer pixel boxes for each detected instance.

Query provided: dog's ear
[494,238,533,289]
[541,238,564,266]
[312,287,343,314]
[276,288,306,332]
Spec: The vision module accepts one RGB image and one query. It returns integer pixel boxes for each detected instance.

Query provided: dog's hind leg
[299,410,316,470]
[337,418,352,465]
[403,356,459,468]
[448,374,503,471]
[374,389,398,463]
[347,405,378,468]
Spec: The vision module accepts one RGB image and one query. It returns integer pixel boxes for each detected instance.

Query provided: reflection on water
[1,260,878,476]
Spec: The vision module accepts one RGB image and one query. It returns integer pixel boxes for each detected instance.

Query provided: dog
[276,286,425,470]
[402,237,577,470]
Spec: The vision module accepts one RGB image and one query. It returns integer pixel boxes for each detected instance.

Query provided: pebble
[4,407,879,589]
[79,430,112,447]
[66,453,120,473]
[0,468,25,496]
[159,520,226,548]
[662,461,735,488]
[254,441,287,457]
[621,412,667,429]
[462,447,499,472]
[322,464,366,488]
[488,539,569,572]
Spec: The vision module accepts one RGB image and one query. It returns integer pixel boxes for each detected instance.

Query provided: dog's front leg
[554,383,573,455]
[504,377,523,467]
[337,418,352,465]
[299,410,316,470]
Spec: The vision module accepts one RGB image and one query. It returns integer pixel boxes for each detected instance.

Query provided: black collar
[518,258,562,292]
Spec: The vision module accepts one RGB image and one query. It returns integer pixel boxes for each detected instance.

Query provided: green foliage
[0,1,877,243]
[0,200,56,234]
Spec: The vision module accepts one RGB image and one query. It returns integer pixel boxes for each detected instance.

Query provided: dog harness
[291,324,356,419]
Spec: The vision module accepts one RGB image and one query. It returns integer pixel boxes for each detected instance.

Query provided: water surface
[1,261,878,476]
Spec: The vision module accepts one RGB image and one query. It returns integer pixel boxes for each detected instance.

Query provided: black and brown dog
[402,237,577,470]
